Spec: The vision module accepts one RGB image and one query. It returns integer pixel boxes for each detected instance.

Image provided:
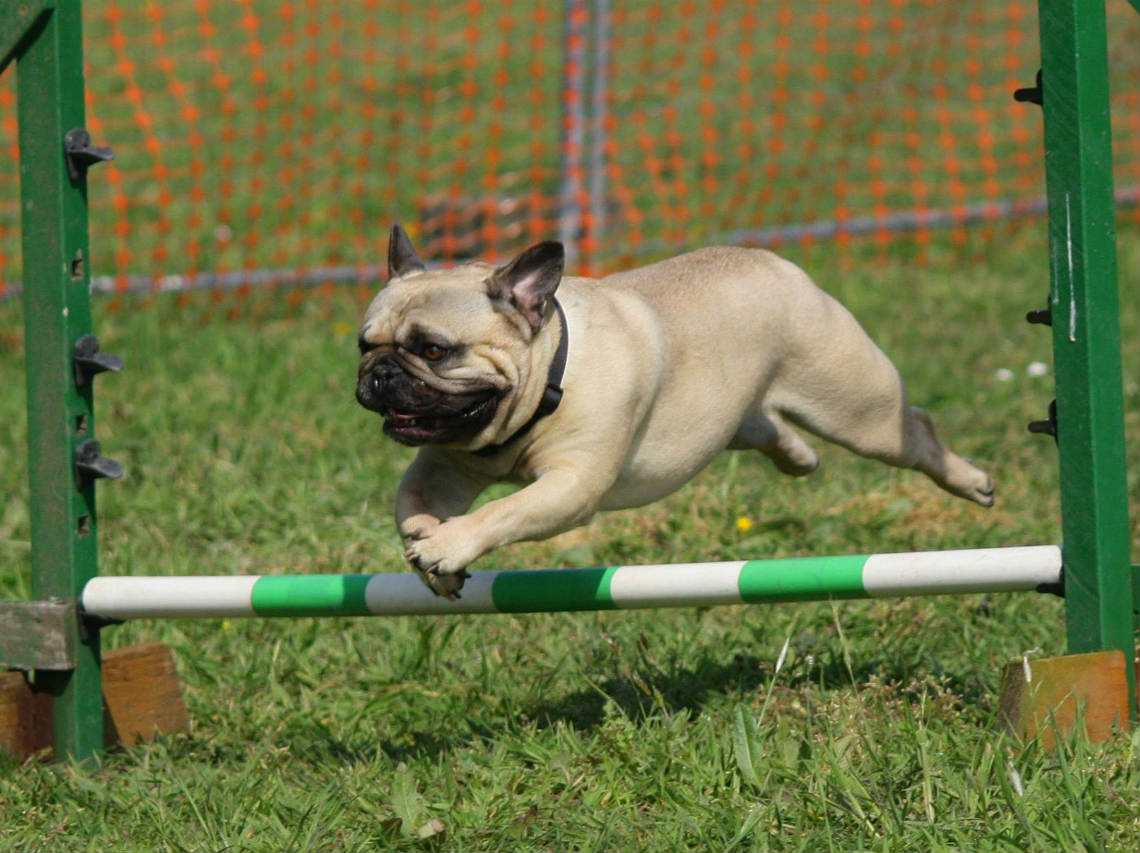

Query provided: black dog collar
[475,299,568,457]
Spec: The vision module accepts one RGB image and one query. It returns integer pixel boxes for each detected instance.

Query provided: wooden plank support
[0,671,52,760]
[101,643,190,748]
[1,643,189,761]
[0,600,78,671]
[998,650,1131,748]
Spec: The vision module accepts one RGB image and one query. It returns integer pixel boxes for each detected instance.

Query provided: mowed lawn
[0,222,1136,851]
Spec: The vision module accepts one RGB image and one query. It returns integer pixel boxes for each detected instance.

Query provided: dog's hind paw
[972,476,995,507]
[951,464,995,507]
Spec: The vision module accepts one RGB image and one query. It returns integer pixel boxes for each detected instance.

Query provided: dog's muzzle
[356,355,499,446]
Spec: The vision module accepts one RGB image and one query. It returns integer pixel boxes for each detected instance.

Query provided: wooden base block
[1,642,189,761]
[102,642,191,748]
[0,670,52,760]
[998,650,1131,748]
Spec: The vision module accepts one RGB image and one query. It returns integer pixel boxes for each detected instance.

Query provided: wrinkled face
[356,227,565,448]
[356,267,522,446]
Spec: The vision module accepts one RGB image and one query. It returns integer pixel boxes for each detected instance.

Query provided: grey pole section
[587,0,610,260]
[558,0,587,267]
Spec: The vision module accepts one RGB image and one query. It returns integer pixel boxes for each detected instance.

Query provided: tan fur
[359,244,993,597]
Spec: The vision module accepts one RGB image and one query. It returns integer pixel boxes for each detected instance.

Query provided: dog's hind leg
[770,314,994,504]
[774,355,994,506]
[730,411,819,477]
[895,404,995,505]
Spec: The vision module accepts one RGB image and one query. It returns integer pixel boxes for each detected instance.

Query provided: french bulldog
[357,225,994,598]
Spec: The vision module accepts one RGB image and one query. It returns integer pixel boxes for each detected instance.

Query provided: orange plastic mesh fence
[0,0,1136,302]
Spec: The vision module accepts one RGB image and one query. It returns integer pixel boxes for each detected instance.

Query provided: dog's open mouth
[382,391,498,446]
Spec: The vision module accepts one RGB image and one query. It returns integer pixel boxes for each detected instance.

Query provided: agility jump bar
[80,546,1062,621]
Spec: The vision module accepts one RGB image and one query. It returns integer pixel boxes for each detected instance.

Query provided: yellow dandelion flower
[735,515,753,533]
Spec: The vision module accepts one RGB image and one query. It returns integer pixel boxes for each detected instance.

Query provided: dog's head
[356,224,565,449]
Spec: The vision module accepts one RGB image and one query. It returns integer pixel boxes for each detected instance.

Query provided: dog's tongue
[387,411,446,432]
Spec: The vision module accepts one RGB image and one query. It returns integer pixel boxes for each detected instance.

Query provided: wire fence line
[1,0,1137,303]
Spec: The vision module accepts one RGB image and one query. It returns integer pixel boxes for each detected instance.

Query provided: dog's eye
[421,343,448,362]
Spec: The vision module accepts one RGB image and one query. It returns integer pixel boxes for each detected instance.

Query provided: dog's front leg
[404,463,609,597]
[396,451,490,598]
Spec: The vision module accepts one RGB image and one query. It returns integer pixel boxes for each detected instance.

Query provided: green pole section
[738,555,867,603]
[1036,0,1135,716]
[14,0,106,761]
[492,567,618,612]
[252,575,373,617]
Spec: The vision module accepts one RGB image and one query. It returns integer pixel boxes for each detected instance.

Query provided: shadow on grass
[524,646,992,732]
[334,649,994,765]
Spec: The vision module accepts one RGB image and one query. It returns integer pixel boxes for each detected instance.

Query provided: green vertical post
[1036,0,1135,716]
[12,0,105,761]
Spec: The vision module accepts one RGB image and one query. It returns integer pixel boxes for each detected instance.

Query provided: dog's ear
[487,241,565,332]
[388,224,426,280]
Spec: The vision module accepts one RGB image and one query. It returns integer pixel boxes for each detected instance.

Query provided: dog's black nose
[356,369,386,412]
[357,358,401,413]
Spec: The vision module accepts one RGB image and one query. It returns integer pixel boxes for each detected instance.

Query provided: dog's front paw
[415,565,471,599]
[404,518,482,599]
[400,513,441,544]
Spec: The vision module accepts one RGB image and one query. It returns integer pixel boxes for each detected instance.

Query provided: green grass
[1,222,1137,851]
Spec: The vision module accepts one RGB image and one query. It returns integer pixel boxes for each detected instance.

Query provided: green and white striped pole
[81,546,1062,621]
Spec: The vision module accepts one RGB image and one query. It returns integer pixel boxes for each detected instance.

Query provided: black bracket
[77,605,124,642]
[75,439,124,488]
[63,127,114,182]
[1036,566,1065,598]
[1013,69,1043,107]
[1025,306,1052,326]
[73,334,123,387]
[1027,399,1058,442]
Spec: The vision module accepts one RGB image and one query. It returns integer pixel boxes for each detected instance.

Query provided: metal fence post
[1035,0,1135,717]
[10,0,110,760]
[586,0,610,268]
[558,0,587,269]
